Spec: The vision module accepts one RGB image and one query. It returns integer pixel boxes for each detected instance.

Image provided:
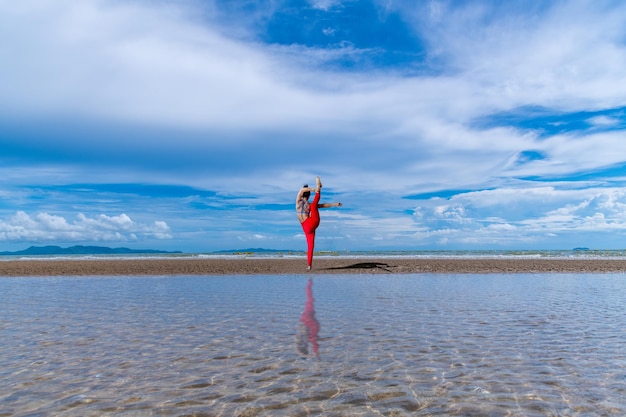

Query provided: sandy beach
[2,257,626,276]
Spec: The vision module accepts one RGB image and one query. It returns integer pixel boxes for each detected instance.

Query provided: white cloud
[394,1,626,115]
[311,0,342,11]
[2,0,625,182]
[0,1,596,132]
[587,115,620,126]
[411,187,626,247]
[0,211,172,242]
[1,0,308,129]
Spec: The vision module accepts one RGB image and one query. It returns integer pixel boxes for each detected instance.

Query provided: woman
[296,176,342,270]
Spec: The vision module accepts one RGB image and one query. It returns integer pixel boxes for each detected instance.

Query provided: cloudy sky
[2,0,626,253]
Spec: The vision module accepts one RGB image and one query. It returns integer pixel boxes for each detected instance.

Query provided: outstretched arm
[319,202,342,208]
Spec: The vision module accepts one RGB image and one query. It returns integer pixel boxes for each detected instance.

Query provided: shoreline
[2,257,626,276]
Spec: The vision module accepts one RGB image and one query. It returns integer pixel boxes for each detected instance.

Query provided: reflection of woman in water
[296,278,320,358]
[296,176,342,270]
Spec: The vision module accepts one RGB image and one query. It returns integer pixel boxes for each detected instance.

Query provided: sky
[2,0,626,253]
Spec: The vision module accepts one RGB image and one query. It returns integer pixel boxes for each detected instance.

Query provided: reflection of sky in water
[1,274,625,416]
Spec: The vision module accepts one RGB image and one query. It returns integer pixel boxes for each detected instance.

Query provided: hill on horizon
[0,245,181,256]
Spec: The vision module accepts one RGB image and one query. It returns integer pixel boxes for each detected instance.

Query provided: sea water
[1,273,624,416]
[5,248,626,261]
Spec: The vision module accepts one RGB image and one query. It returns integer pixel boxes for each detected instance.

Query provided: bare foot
[316,176,322,189]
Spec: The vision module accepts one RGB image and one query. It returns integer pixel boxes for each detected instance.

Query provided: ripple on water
[0,274,624,416]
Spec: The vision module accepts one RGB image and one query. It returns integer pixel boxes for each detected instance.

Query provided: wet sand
[2,257,626,276]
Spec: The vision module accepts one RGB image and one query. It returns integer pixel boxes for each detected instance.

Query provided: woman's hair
[302,184,310,199]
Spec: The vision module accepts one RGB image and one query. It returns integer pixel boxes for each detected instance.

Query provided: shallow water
[1,274,624,416]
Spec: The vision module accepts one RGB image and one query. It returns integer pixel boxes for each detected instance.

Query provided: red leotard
[301,191,320,267]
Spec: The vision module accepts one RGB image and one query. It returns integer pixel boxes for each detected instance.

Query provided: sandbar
[2,257,626,276]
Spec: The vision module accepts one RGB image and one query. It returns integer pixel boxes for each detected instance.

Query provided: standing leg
[305,231,315,268]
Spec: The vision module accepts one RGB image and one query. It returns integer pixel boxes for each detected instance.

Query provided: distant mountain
[0,245,181,256]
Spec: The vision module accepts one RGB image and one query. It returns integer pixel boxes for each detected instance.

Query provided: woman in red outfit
[296,177,342,270]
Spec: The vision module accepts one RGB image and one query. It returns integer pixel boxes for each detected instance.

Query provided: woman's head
[302,184,310,199]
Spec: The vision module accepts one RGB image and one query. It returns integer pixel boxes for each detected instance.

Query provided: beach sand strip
[2,258,626,276]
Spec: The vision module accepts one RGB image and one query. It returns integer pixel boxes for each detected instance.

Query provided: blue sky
[3,0,626,253]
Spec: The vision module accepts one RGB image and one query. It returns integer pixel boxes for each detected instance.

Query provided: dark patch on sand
[323,262,394,272]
